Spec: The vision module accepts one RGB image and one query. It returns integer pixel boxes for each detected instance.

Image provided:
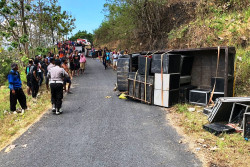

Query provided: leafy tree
[0,0,32,55]
[69,30,93,43]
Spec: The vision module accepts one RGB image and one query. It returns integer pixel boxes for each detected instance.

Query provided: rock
[5,145,16,153]
[179,140,183,144]
[240,36,247,41]
[210,146,218,151]
[218,36,224,40]
[188,108,195,112]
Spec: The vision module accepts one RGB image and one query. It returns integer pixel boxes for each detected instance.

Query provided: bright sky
[59,0,106,36]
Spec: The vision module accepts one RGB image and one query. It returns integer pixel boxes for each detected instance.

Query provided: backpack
[27,65,34,78]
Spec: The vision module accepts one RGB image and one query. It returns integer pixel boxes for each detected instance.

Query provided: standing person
[42,58,49,90]
[69,53,75,78]
[37,56,44,86]
[106,50,111,67]
[61,58,72,93]
[102,47,107,69]
[109,50,113,67]
[48,59,69,115]
[79,52,86,74]
[98,47,102,62]
[73,51,80,76]
[59,48,65,59]
[8,63,27,114]
[25,59,33,95]
[31,59,40,101]
[124,48,129,55]
[47,58,55,90]
[112,50,118,70]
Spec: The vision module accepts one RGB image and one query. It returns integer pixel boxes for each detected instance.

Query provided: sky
[59,0,107,36]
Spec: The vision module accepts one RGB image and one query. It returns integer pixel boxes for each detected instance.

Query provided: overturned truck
[117,46,236,107]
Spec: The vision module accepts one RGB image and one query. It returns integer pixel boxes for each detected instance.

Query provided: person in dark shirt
[103,47,107,69]
[42,58,49,90]
[25,59,33,95]
[98,47,102,62]
[31,59,40,101]
[37,55,44,86]
[73,51,80,76]
[69,53,75,77]
[8,63,27,114]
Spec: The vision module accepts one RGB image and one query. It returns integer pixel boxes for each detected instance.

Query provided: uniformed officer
[47,59,69,115]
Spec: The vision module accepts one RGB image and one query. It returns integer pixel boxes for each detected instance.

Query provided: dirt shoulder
[0,86,51,151]
[166,105,250,167]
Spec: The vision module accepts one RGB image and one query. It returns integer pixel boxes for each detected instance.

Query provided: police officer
[48,59,69,115]
[8,63,27,114]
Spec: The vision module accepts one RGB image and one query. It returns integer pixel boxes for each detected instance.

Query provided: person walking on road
[112,50,118,71]
[62,58,72,93]
[47,58,55,90]
[73,51,80,76]
[48,59,69,115]
[8,63,27,114]
[102,47,107,69]
[79,51,86,74]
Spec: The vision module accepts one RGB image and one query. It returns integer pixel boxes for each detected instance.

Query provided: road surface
[0,59,201,167]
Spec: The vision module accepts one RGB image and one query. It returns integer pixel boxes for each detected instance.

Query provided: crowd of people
[7,40,130,115]
[7,40,87,115]
[90,47,129,70]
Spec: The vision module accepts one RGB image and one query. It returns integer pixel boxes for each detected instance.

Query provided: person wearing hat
[48,59,69,115]
[7,63,27,114]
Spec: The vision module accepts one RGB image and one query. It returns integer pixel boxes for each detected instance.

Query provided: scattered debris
[195,147,201,151]
[210,146,218,152]
[4,145,16,153]
[21,144,27,148]
[208,97,250,123]
[105,96,112,99]
[202,144,208,148]
[203,123,235,136]
[188,108,196,112]
[119,93,127,100]
[197,138,205,144]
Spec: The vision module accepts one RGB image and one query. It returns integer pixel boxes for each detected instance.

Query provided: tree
[69,30,93,43]
[0,0,32,55]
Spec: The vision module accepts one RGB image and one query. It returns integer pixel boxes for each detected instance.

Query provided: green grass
[0,84,51,150]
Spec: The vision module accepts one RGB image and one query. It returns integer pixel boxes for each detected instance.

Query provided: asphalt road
[0,59,201,167]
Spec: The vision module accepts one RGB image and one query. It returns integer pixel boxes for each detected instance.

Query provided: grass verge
[166,104,250,167]
[0,85,51,151]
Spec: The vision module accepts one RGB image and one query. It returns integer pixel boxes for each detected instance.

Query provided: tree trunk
[20,0,29,56]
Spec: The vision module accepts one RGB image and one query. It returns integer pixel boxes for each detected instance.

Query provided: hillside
[94,0,250,96]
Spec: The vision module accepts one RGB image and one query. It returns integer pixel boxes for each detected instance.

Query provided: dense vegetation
[0,0,75,85]
[69,30,93,44]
